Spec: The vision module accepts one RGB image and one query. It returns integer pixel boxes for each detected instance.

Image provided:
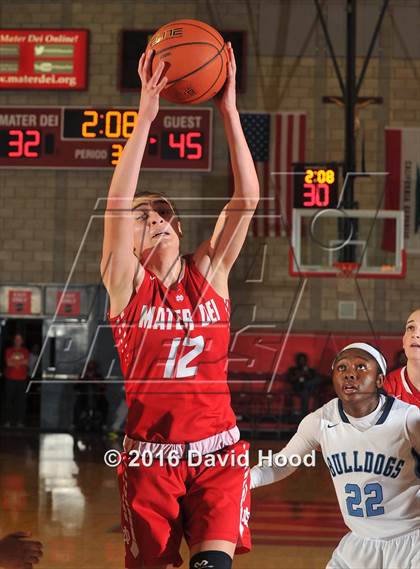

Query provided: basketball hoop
[290,209,405,279]
[333,261,360,278]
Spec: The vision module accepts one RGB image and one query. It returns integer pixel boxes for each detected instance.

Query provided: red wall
[228,331,402,376]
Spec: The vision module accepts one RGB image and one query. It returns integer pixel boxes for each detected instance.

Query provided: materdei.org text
[0,74,77,87]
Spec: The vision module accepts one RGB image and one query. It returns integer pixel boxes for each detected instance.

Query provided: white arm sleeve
[406,406,420,454]
[250,410,321,489]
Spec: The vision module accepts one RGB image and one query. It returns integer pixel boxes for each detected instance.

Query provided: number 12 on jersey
[164,336,205,378]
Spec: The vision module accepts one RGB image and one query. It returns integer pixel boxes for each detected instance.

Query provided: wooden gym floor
[0,432,346,569]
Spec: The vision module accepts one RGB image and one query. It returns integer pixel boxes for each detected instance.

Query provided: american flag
[234,112,306,237]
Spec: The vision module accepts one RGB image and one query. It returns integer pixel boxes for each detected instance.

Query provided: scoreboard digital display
[293,163,339,208]
[0,106,212,170]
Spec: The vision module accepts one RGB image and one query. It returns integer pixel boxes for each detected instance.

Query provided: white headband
[333,342,387,375]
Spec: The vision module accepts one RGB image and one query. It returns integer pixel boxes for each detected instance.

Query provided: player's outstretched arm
[101,51,167,305]
[0,531,43,569]
[206,42,259,274]
[251,413,320,489]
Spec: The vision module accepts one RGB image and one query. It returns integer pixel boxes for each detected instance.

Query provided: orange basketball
[146,19,227,105]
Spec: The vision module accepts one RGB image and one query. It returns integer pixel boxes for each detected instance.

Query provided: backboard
[289,208,406,278]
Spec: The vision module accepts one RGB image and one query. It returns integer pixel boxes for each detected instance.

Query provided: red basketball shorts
[117,440,251,568]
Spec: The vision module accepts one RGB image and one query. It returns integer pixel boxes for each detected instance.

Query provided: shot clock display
[0,106,212,170]
[293,163,339,208]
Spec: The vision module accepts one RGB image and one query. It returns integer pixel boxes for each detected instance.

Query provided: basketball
[146,19,228,104]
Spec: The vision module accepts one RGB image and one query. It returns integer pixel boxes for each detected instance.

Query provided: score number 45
[111,132,203,166]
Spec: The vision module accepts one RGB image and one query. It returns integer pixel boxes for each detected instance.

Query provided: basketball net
[333,261,360,278]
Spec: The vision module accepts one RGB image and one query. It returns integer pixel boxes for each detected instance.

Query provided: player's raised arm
[101,52,168,304]
[198,43,259,275]
[251,412,320,489]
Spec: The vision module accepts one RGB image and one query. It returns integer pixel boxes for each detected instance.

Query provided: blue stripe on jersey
[337,396,395,426]
[375,396,395,424]
[338,400,350,423]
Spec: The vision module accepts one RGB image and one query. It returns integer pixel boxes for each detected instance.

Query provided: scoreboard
[293,163,339,208]
[0,106,212,170]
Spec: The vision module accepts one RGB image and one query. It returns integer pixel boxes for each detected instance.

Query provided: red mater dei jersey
[384,366,420,408]
[107,255,237,443]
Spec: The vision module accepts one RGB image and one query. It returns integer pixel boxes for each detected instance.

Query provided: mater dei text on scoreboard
[0,113,58,127]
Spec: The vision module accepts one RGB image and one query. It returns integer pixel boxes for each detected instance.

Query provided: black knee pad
[190,550,232,569]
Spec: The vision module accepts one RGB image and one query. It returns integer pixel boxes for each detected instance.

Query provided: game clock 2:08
[293,163,339,209]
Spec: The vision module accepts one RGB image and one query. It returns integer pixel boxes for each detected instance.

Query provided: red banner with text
[56,291,81,316]
[8,290,32,314]
[0,29,88,90]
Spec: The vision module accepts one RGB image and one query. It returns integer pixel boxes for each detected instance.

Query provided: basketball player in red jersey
[101,43,258,569]
[384,309,420,407]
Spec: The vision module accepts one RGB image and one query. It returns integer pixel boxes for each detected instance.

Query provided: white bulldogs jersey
[319,397,420,539]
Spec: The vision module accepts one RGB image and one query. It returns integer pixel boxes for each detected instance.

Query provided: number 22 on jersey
[345,483,385,517]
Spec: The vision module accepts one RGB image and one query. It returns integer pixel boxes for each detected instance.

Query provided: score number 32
[7,130,41,158]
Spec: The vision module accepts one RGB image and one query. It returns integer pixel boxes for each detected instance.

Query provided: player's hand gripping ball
[145,19,228,104]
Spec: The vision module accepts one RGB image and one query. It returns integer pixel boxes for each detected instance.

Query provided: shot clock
[0,106,212,170]
[293,163,339,208]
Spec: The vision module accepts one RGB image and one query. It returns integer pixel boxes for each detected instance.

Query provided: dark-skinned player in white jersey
[101,44,259,569]
[251,343,420,569]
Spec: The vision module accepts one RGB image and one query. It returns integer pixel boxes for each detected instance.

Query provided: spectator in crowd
[2,333,30,428]
[73,360,109,432]
[384,308,420,407]
[0,531,43,569]
[287,352,322,415]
